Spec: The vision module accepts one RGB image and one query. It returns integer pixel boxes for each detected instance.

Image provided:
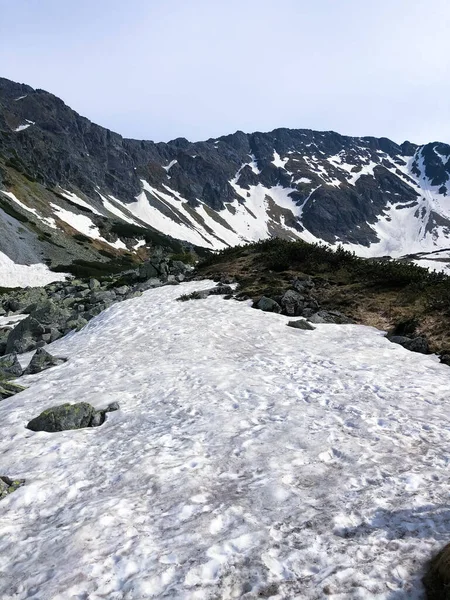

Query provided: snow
[14,124,31,132]
[14,95,28,101]
[127,182,216,248]
[50,203,125,250]
[412,258,450,274]
[248,154,261,175]
[163,160,178,172]
[0,250,66,288]
[97,193,140,225]
[60,190,102,216]
[51,203,104,239]
[133,240,146,250]
[0,280,448,598]
[1,191,57,229]
[272,151,289,169]
[13,119,35,132]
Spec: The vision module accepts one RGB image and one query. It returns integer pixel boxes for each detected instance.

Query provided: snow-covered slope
[1,281,449,598]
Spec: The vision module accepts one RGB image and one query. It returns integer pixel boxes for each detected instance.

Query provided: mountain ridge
[1,76,450,285]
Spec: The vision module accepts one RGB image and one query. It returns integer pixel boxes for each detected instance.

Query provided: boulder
[5,317,45,354]
[24,348,67,375]
[89,278,101,290]
[0,381,26,399]
[0,353,23,379]
[254,296,282,313]
[170,260,189,275]
[26,402,120,432]
[0,476,25,500]
[287,320,316,330]
[388,335,429,354]
[308,310,355,324]
[207,284,233,295]
[292,277,314,293]
[281,290,305,316]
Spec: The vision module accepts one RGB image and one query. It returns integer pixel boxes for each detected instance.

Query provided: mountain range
[1,76,450,285]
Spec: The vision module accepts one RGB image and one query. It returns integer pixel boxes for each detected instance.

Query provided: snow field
[0,250,67,288]
[0,281,449,598]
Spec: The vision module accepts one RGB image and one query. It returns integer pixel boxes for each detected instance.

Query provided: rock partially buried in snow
[287,320,316,331]
[387,335,429,354]
[308,310,355,324]
[26,401,120,432]
[254,296,282,313]
[0,353,23,379]
[23,348,67,375]
[0,381,26,400]
[0,476,25,500]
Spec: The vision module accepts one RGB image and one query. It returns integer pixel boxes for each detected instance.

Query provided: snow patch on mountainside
[50,204,126,249]
[0,281,449,598]
[1,191,57,229]
[0,250,66,287]
[60,190,102,216]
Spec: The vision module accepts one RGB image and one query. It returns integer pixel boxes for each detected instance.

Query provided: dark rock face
[26,401,120,432]
[2,76,450,261]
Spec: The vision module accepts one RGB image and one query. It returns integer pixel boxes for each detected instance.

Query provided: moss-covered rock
[26,401,120,432]
[0,476,25,499]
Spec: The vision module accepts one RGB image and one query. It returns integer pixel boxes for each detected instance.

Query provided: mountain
[1,76,450,285]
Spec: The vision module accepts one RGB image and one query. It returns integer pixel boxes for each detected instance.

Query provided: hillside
[2,77,450,286]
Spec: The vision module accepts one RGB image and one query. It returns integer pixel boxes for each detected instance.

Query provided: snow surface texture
[0,281,449,599]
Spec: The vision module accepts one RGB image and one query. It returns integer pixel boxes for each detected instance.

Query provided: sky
[1,0,450,144]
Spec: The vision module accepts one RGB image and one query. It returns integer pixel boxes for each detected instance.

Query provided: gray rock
[388,335,429,354]
[115,286,130,296]
[170,260,189,275]
[205,284,233,296]
[287,320,316,330]
[292,277,314,293]
[30,300,70,327]
[89,278,101,290]
[139,262,159,280]
[5,317,45,354]
[0,381,26,399]
[308,310,355,324]
[26,401,117,432]
[0,353,23,379]
[90,290,116,304]
[135,278,163,292]
[65,317,88,332]
[0,476,25,500]
[24,348,67,375]
[26,402,96,432]
[281,290,305,316]
[254,296,282,313]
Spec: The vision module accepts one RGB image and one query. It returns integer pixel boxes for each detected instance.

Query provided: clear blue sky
[1,0,450,144]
